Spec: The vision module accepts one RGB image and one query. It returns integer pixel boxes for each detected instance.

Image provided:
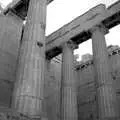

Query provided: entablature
[4,0,54,19]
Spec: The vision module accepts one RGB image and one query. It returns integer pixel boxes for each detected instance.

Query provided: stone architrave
[61,41,78,120]
[91,24,120,120]
[12,0,47,119]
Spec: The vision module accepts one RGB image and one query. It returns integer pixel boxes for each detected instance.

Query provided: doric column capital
[61,40,78,50]
[90,24,109,35]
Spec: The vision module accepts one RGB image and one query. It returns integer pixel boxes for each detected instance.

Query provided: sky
[0,0,120,61]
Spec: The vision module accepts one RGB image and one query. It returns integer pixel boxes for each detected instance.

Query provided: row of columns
[11,0,120,120]
[60,24,119,120]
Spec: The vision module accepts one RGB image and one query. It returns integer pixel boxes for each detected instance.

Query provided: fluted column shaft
[91,24,119,120]
[12,0,47,118]
[61,41,78,120]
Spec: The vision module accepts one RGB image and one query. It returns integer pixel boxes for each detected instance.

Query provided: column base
[99,117,120,120]
[31,116,41,120]
[31,116,48,120]
[0,107,32,120]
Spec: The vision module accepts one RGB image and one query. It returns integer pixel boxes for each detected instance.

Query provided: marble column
[12,0,47,119]
[61,41,78,120]
[91,24,119,120]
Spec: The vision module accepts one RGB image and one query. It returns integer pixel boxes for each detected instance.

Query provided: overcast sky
[0,0,120,61]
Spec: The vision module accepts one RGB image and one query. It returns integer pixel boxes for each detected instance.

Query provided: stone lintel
[4,0,53,20]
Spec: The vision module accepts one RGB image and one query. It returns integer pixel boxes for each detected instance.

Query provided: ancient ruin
[0,0,120,120]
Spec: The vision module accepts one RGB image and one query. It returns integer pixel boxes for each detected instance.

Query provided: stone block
[0,79,13,107]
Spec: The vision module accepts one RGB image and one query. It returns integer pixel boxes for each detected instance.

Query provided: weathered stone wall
[0,12,23,107]
[76,50,120,120]
[109,51,120,108]
[76,62,97,120]
[44,57,61,120]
